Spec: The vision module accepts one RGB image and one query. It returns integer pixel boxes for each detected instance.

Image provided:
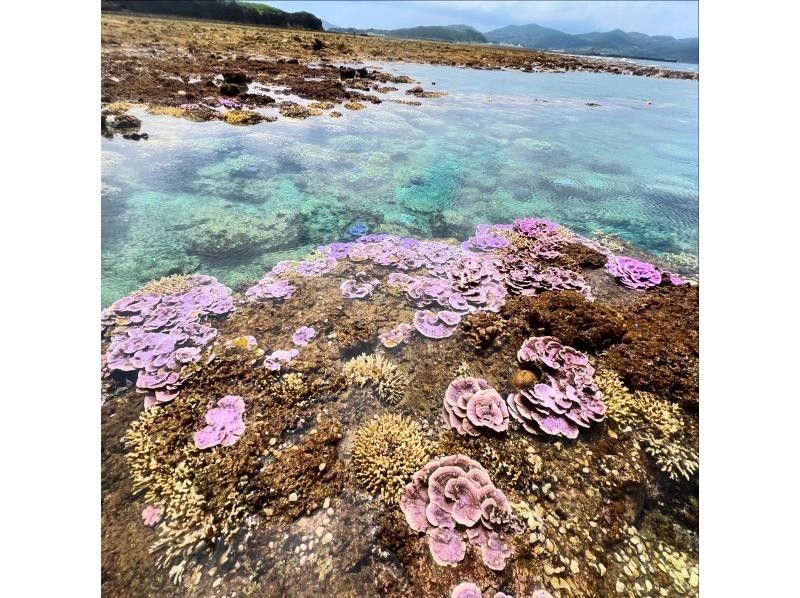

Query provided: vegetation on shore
[101,0,323,30]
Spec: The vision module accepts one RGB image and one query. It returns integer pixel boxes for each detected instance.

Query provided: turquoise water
[101,63,697,306]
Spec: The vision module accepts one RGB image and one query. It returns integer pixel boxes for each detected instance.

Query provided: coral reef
[443,377,509,436]
[596,369,698,481]
[351,414,432,503]
[503,292,627,351]
[507,336,606,438]
[292,326,316,346]
[194,395,246,449]
[102,274,234,406]
[603,285,699,405]
[400,454,521,570]
[222,110,266,125]
[604,256,662,289]
[343,353,409,405]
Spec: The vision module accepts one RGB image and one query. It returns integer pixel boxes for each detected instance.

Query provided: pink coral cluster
[194,395,246,449]
[340,272,380,298]
[413,309,462,339]
[443,377,509,436]
[245,276,296,301]
[102,275,234,407]
[291,326,316,346]
[507,336,606,439]
[379,323,414,348]
[264,348,298,371]
[400,455,520,571]
[604,255,662,289]
[500,256,592,299]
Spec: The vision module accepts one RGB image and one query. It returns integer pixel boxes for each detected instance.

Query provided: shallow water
[101,63,697,306]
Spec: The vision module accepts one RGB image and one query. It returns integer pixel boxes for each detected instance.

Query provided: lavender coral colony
[400,455,521,570]
[102,274,234,407]
[507,336,606,439]
[103,215,698,595]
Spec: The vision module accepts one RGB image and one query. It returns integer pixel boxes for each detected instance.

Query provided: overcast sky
[263,1,698,38]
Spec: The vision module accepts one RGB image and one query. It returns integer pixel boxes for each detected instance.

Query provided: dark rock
[222,71,248,85]
[586,102,600,107]
[356,67,368,78]
[110,114,141,130]
[406,86,424,97]
[339,67,356,80]
[220,83,242,97]
[242,93,276,106]
[311,38,326,51]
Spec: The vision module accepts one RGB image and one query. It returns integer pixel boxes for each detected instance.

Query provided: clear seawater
[101,63,697,306]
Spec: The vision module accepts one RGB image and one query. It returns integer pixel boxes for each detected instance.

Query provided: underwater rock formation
[443,377,509,436]
[507,336,606,438]
[400,454,520,570]
[351,414,432,503]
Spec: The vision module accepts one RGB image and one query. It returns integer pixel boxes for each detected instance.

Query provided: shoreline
[102,13,696,128]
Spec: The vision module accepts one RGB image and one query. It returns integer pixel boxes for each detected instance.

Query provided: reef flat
[101,218,698,597]
[101,13,696,130]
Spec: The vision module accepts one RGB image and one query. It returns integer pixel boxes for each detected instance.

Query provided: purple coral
[604,255,662,290]
[461,224,510,254]
[400,455,519,571]
[413,309,461,339]
[452,583,482,598]
[217,97,241,109]
[103,275,233,407]
[292,326,316,346]
[264,348,299,371]
[443,377,509,436]
[379,323,414,348]
[340,272,379,298]
[141,505,162,527]
[245,276,296,301]
[295,257,337,277]
[507,336,606,438]
[193,395,246,449]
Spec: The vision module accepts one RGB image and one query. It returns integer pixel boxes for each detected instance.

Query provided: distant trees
[101,0,323,31]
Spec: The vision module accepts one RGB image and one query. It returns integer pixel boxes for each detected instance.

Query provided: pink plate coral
[194,395,246,449]
[400,454,520,571]
[443,377,509,436]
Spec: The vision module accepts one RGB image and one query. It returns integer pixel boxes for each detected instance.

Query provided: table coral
[193,395,246,449]
[351,414,432,503]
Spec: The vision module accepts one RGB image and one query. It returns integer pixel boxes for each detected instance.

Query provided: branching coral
[596,369,698,481]
[351,414,432,503]
[343,353,409,405]
[400,454,521,571]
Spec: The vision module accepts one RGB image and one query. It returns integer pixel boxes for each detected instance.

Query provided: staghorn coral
[343,353,408,405]
[596,369,698,481]
[443,377,509,436]
[400,454,521,571]
[351,414,432,503]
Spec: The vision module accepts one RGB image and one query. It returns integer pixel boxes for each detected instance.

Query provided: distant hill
[485,24,698,63]
[330,24,487,43]
[101,0,323,31]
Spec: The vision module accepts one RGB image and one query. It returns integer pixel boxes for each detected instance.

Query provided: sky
[262,1,699,38]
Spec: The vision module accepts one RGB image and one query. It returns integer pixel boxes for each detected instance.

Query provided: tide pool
[101,63,697,306]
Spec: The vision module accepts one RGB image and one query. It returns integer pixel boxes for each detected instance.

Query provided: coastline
[102,13,697,127]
